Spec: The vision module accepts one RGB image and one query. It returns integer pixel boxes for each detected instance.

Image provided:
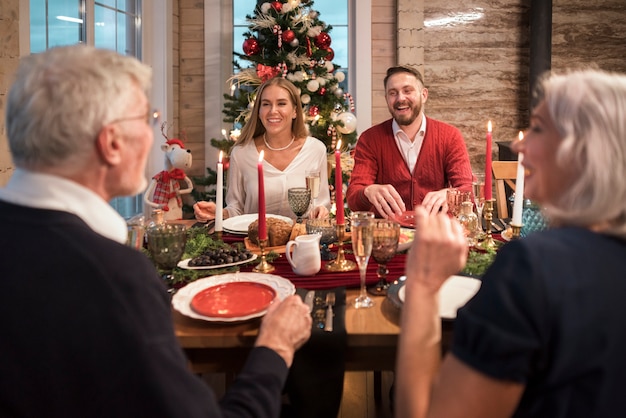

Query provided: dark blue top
[453,227,626,417]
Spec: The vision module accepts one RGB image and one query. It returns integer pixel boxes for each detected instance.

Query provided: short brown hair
[384,65,425,89]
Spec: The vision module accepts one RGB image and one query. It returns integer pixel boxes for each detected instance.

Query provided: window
[28,0,144,219]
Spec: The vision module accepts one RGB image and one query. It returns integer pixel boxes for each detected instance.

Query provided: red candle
[484,121,493,200]
[335,140,345,224]
[257,150,267,241]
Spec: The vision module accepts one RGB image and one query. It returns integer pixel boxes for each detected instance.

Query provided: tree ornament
[319,87,326,96]
[290,38,299,47]
[306,37,312,57]
[306,79,320,92]
[314,32,332,49]
[325,47,335,61]
[243,38,260,56]
[308,105,320,117]
[282,29,296,44]
[334,87,344,98]
[336,112,357,134]
[301,94,311,104]
[271,1,282,12]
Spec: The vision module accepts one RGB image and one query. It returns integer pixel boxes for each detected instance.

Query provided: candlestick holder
[213,230,223,241]
[479,199,498,250]
[325,223,357,272]
[253,238,275,273]
[509,223,523,240]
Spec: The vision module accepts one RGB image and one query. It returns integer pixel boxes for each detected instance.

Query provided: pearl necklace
[263,133,295,151]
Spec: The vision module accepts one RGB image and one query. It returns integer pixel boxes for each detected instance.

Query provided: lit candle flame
[487,120,492,132]
[336,139,342,151]
[219,150,223,163]
[259,150,264,163]
[518,131,524,141]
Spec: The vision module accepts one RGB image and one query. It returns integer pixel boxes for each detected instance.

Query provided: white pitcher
[285,234,322,276]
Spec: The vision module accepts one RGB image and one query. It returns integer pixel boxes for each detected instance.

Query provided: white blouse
[225,136,331,219]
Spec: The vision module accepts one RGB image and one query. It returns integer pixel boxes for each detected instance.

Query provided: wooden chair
[491,161,518,218]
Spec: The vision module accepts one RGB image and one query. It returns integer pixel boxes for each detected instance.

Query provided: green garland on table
[143,227,279,285]
[461,247,497,277]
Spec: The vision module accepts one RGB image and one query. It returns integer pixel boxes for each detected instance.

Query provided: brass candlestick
[253,238,275,273]
[214,230,223,241]
[479,199,498,250]
[509,223,523,240]
[325,223,357,272]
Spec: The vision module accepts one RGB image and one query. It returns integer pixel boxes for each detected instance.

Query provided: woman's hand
[193,201,216,222]
[310,205,330,219]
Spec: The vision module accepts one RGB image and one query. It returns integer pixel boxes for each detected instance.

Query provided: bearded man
[346,65,472,216]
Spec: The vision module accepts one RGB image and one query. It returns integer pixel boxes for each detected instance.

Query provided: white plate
[177,254,258,270]
[397,227,415,252]
[222,214,294,235]
[172,272,295,322]
[398,275,481,319]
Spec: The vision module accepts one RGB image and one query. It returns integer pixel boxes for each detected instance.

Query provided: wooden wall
[0,0,19,186]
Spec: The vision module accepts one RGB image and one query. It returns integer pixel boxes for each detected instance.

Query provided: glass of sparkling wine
[472,173,486,233]
[351,211,375,309]
[305,170,321,215]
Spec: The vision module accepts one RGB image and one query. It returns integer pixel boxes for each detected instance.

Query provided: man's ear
[421,87,429,103]
[96,124,123,166]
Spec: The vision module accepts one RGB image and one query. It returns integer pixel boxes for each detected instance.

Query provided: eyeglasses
[109,109,161,127]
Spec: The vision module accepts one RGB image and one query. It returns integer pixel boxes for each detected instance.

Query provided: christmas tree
[193,0,357,208]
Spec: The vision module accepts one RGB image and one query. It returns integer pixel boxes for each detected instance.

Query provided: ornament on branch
[325,47,334,61]
[314,32,332,49]
[271,1,283,12]
[319,87,327,96]
[306,37,312,57]
[343,93,355,112]
[336,112,357,134]
[308,105,320,117]
[273,25,283,48]
[290,38,299,47]
[282,29,296,44]
[243,38,260,56]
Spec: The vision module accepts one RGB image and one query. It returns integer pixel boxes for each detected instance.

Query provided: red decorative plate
[394,211,416,228]
[190,282,276,318]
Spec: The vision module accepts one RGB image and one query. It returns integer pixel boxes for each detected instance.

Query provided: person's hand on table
[255,295,312,367]
[405,206,468,293]
[364,184,406,219]
[194,201,230,222]
[310,205,329,219]
[420,189,450,215]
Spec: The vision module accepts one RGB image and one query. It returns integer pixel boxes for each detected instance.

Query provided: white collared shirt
[392,113,427,173]
[0,168,128,244]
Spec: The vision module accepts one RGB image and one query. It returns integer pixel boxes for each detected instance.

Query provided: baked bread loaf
[289,222,308,241]
[248,217,293,247]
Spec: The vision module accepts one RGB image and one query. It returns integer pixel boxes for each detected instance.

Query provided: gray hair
[6,44,152,170]
[538,69,626,238]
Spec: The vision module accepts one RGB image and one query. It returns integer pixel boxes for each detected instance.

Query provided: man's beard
[392,101,422,126]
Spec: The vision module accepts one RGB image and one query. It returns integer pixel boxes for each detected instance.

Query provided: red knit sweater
[347,118,473,215]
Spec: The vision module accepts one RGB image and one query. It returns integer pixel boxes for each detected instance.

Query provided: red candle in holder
[258,150,267,241]
[484,121,493,200]
[335,140,345,224]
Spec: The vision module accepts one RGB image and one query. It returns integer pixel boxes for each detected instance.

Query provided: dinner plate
[190,282,276,318]
[397,227,415,252]
[172,272,295,322]
[387,275,481,319]
[177,254,258,270]
[222,213,294,235]
[394,211,416,228]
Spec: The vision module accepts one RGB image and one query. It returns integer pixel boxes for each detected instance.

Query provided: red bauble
[325,47,334,61]
[308,105,319,117]
[271,1,282,12]
[319,87,327,96]
[282,29,296,44]
[314,32,332,49]
[243,38,260,56]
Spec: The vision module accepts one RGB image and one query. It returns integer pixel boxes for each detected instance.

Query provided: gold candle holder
[479,199,498,250]
[325,223,357,272]
[214,230,223,241]
[253,238,275,273]
[509,223,523,240]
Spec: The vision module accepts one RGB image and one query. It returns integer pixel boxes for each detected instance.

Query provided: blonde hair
[537,69,626,238]
[235,77,309,146]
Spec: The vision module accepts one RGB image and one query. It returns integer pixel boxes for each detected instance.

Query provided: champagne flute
[472,173,486,233]
[305,170,321,215]
[351,211,375,309]
[146,223,187,294]
[368,220,400,296]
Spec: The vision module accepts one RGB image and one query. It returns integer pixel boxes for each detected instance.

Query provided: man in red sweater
[347,66,472,216]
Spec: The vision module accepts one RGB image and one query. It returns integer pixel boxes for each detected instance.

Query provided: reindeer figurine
[144,123,194,221]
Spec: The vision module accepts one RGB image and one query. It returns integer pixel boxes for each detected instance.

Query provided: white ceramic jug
[285,234,322,276]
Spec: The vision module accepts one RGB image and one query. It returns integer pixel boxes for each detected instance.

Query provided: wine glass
[305,217,338,261]
[288,187,311,224]
[367,220,400,296]
[305,170,321,214]
[146,223,187,293]
[351,211,375,309]
[472,173,486,233]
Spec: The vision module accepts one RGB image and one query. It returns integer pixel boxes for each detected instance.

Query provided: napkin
[282,287,347,418]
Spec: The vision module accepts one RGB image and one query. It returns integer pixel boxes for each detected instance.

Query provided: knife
[303,290,315,313]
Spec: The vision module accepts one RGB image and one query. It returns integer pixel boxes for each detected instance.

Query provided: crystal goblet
[146,223,187,293]
[288,187,311,224]
[472,173,486,233]
[367,220,400,296]
[305,218,338,261]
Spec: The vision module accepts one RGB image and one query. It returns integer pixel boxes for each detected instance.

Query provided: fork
[324,292,335,332]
